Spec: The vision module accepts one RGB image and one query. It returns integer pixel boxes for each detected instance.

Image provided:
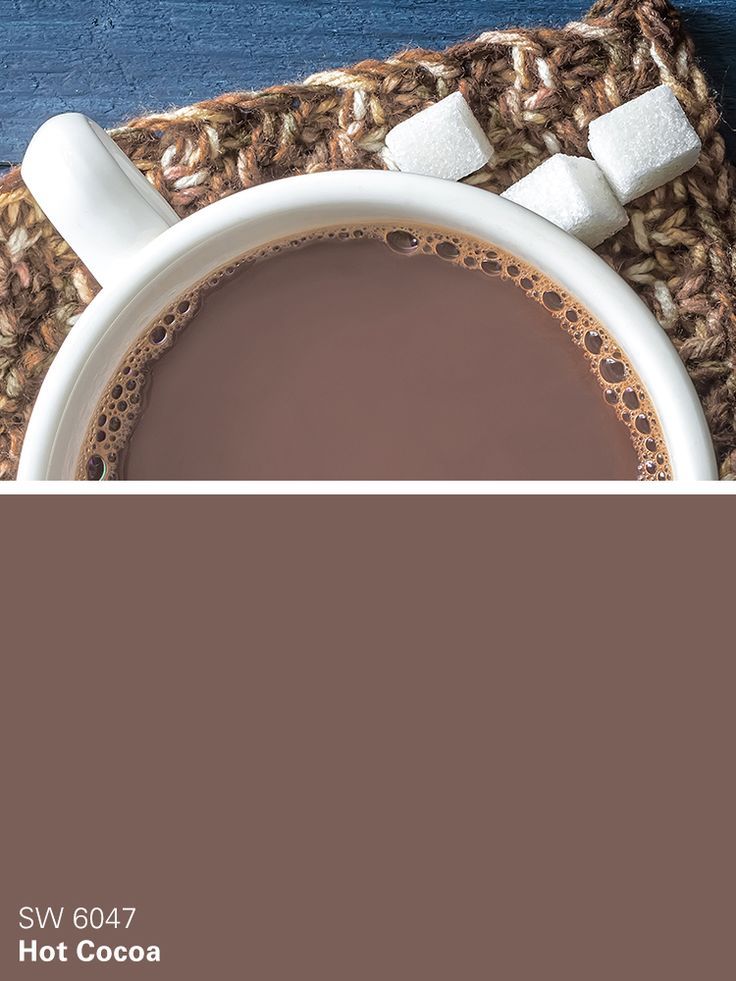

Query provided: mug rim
[17,170,717,480]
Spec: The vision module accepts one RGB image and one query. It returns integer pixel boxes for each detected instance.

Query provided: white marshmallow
[384,92,493,181]
[587,85,701,204]
[501,154,629,248]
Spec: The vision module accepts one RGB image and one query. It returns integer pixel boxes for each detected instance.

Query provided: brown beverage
[80,225,670,480]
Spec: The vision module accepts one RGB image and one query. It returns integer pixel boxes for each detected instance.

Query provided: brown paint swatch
[3,496,732,979]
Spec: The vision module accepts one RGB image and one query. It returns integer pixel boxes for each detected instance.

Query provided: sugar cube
[587,85,701,204]
[501,154,629,248]
[384,92,493,181]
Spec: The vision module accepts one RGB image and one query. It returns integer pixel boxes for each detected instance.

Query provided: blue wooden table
[1,0,734,168]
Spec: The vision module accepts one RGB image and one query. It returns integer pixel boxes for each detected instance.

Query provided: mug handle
[21,113,180,288]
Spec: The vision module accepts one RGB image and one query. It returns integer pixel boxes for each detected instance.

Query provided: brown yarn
[1,0,734,479]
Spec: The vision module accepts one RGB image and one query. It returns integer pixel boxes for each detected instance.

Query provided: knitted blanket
[1,0,733,478]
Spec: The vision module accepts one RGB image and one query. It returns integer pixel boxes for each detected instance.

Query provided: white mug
[18,113,717,480]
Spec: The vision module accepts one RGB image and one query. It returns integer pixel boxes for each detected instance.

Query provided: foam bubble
[386,230,419,254]
[436,241,459,260]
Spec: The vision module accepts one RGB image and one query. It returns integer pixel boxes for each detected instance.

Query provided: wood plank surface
[1,0,734,164]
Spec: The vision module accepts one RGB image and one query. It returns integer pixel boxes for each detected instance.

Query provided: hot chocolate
[79,225,670,480]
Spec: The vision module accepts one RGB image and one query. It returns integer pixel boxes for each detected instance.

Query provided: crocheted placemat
[1,0,734,479]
